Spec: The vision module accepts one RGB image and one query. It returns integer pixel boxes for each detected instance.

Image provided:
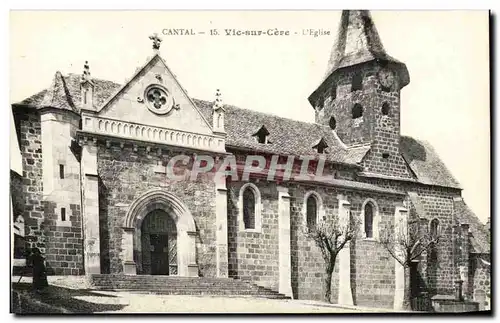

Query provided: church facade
[10,11,490,309]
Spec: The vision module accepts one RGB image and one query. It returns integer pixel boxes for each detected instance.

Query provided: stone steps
[89,274,290,299]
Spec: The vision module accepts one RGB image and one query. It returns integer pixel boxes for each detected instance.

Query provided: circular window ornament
[144,85,174,115]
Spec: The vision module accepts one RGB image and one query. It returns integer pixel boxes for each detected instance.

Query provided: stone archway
[122,189,198,277]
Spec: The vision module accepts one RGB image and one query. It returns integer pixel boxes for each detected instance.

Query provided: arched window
[351,72,363,91]
[303,191,324,232]
[430,219,439,239]
[243,188,256,229]
[364,202,374,238]
[306,195,318,230]
[352,104,363,119]
[382,102,390,116]
[217,114,223,128]
[239,183,262,232]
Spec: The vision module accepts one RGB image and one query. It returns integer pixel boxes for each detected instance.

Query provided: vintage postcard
[9,10,490,314]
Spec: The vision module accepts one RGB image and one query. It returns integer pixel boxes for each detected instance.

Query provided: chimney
[80,61,94,111]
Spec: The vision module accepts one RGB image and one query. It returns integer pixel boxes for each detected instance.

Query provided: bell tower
[309,10,413,178]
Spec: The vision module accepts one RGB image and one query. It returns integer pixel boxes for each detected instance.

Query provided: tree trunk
[403,265,412,311]
[323,262,334,303]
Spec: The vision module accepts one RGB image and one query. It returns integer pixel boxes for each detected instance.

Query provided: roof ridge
[193,98,335,132]
[66,72,121,86]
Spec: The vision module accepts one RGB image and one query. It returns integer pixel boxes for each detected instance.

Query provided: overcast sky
[9,10,490,223]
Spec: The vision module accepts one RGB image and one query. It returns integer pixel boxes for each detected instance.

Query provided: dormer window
[312,138,329,154]
[351,72,363,92]
[253,125,270,144]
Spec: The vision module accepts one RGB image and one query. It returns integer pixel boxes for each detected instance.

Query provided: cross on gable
[149,33,162,50]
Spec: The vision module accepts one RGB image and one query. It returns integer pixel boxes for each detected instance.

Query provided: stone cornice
[76,130,231,157]
[80,114,226,153]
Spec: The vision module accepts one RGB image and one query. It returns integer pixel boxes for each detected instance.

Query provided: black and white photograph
[8,9,491,314]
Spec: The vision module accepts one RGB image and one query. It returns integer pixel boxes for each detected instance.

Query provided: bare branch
[379,216,442,267]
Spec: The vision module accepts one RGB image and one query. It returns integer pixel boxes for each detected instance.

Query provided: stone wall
[11,109,44,252]
[289,184,339,301]
[97,144,218,276]
[11,108,84,274]
[470,254,491,310]
[314,63,402,148]
[39,110,84,274]
[227,180,280,290]
[289,182,404,307]
[361,177,461,296]
[41,201,84,275]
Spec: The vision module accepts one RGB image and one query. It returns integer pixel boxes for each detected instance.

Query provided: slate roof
[193,99,369,165]
[400,136,461,189]
[454,198,490,254]
[18,72,121,112]
[14,72,460,189]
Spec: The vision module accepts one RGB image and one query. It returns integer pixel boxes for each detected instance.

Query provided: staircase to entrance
[89,274,290,299]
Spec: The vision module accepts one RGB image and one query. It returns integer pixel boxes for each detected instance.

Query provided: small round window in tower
[329,116,336,130]
[145,85,174,115]
[352,103,363,119]
[382,102,390,116]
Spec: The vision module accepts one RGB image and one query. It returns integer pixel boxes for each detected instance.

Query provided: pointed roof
[39,71,77,112]
[311,10,409,103]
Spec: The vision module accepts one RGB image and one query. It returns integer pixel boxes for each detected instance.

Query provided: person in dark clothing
[29,248,48,292]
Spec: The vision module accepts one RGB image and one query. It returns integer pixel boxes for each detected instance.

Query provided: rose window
[144,85,173,115]
[147,87,168,110]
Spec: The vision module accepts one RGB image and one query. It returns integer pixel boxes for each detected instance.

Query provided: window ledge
[56,220,72,227]
[363,237,378,242]
[240,228,262,234]
[13,258,26,266]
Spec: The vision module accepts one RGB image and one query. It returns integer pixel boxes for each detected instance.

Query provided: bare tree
[305,212,358,303]
[379,217,441,311]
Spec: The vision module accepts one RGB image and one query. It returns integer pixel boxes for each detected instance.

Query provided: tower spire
[323,10,409,87]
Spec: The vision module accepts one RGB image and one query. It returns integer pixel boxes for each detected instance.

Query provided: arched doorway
[122,189,198,277]
[140,210,177,275]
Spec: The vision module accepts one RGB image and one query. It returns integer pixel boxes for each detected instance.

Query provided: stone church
[10,10,490,309]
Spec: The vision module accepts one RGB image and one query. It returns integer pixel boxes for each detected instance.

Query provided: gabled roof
[454,198,490,254]
[13,73,463,189]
